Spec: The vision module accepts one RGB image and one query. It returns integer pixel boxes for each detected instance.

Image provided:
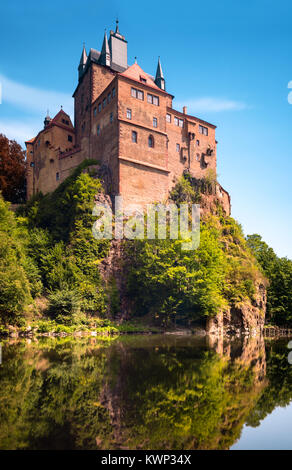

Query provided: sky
[0,0,291,258]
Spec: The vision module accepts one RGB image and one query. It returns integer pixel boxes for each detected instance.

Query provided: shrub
[47,289,81,325]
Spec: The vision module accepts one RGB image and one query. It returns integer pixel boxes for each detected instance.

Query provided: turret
[100,30,111,67]
[78,44,87,80]
[154,57,165,91]
[44,110,52,128]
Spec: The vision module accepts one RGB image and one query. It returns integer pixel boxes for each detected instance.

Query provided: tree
[247,234,292,325]
[0,134,26,203]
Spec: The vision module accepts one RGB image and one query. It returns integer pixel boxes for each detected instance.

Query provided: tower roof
[101,30,110,56]
[79,44,87,67]
[119,62,166,92]
[155,57,164,81]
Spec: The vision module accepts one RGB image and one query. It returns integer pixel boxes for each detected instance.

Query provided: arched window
[148,134,154,148]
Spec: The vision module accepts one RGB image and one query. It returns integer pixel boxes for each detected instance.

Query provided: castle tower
[109,20,128,71]
[154,57,165,91]
[78,44,87,80]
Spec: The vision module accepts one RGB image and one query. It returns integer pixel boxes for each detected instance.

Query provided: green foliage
[107,276,120,317]
[18,161,110,318]
[170,175,201,204]
[47,289,81,325]
[124,214,263,325]
[247,234,292,325]
[0,195,37,324]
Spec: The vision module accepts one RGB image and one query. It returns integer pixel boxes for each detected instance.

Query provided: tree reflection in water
[0,334,291,450]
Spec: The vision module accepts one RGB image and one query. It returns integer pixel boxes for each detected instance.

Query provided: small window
[137,90,144,100]
[196,139,200,146]
[68,135,73,142]
[97,124,100,136]
[140,76,147,83]
[131,87,144,100]
[153,117,157,128]
[179,119,184,128]
[132,131,137,143]
[98,103,102,113]
[153,96,159,106]
[112,87,116,98]
[176,143,180,152]
[147,93,159,106]
[166,113,171,123]
[107,93,111,104]
[56,172,60,181]
[199,124,208,136]
[103,98,106,108]
[127,108,132,119]
[110,112,113,123]
[148,135,154,148]
[93,107,97,116]
[174,117,179,126]
[196,154,200,161]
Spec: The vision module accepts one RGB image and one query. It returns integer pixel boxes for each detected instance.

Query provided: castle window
[68,135,73,142]
[94,107,97,116]
[132,131,137,143]
[166,113,171,123]
[98,103,101,113]
[131,87,144,100]
[147,93,159,106]
[148,135,154,148]
[196,139,200,146]
[174,117,184,127]
[56,172,60,181]
[112,87,116,98]
[107,93,111,104]
[110,112,113,123]
[199,125,208,136]
[103,98,106,108]
[140,76,147,83]
[196,154,200,161]
[127,108,132,119]
[153,117,157,128]
[97,124,100,136]
[176,143,180,152]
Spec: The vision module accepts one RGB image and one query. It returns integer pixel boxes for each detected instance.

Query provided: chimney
[183,106,187,115]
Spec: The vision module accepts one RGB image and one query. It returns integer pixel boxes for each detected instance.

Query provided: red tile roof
[119,63,164,92]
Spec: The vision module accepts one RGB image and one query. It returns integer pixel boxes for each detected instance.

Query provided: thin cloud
[0,74,73,116]
[176,97,248,113]
[0,119,41,147]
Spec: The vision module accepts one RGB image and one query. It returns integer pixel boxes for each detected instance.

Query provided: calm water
[0,334,292,450]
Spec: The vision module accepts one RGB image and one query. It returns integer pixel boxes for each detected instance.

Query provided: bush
[47,289,81,325]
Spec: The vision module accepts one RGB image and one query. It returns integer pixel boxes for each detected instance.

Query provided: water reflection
[0,334,291,449]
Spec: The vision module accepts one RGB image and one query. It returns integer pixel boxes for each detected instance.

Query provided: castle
[25,21,230,214]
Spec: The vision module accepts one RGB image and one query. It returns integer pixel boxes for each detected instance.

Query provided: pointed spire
[78,43,87,80]
[115,19,120,34]
[100,30,111,66]
[155,57,165,90]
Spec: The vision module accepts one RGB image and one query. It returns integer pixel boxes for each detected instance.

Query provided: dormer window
[140,76,147,83]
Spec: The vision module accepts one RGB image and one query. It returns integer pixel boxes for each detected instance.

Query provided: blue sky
[0,0,291,258]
